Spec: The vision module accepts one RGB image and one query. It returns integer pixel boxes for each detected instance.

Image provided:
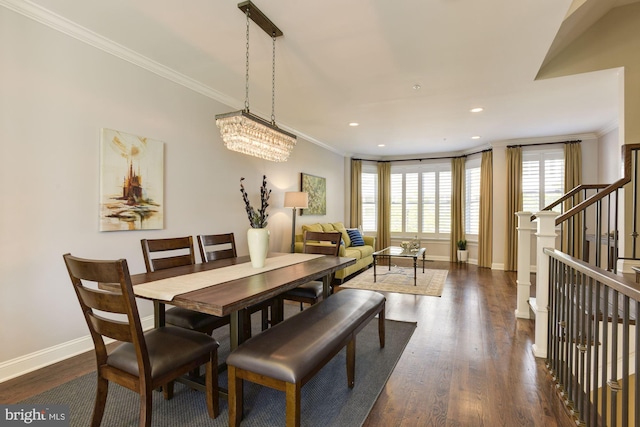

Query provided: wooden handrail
[552,144,640,225]
[531,184,608,221]
[555,178,628,225]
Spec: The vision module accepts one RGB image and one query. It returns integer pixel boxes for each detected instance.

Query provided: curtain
[377,162,391,251]
[564,142,583,258]
[504,147,522,271]
[450,157,465,261]
[350,159,362,228]
[478,151,493,268]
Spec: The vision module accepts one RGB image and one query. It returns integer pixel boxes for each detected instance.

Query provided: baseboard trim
[491,262,505,270]
[424,255,449,262]
[0,315,154,383]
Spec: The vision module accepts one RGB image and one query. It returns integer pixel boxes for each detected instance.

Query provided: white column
[531,211,560,358]
[515,212,533,319]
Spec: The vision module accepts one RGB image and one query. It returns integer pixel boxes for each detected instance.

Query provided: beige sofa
[294,222,375,282]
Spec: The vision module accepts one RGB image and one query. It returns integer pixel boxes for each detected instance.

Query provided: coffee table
[372,246,426,286]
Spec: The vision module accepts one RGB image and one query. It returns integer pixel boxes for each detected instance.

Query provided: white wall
[0,7,345,377]
[599,127,622,183]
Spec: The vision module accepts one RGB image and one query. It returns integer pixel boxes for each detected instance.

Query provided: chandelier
[216,1,296,162]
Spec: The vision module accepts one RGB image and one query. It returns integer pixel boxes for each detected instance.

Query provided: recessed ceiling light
[471,135,481,139]
[378,144,385,147]
[349,122,359,127]
[470,107,483,113]
[413,84,421,90]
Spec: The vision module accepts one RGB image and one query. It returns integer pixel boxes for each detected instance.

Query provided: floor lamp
[284,192,308,253]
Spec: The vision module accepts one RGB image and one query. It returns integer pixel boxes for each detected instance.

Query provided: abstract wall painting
[301,173,326,215]
[99,128,164,231]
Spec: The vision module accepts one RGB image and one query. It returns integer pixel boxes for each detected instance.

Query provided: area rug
[339,266,447,297]
[20,314,416,427]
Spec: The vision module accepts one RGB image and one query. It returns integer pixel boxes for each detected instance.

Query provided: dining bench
[226,288,386,427]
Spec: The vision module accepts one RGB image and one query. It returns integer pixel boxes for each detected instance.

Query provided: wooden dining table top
[130,253,356,318]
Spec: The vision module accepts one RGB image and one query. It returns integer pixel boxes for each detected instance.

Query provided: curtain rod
[506,139,581,149]
[353,148,492,163]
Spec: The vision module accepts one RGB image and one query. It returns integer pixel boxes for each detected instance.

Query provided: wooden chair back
[63,254,147,370]
[303,231,342,256]
[63,253,220,423]
[141,236,195,272]
[197,233,237,262]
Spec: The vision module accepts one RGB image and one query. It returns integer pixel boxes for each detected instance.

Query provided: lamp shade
[284,192,308,209]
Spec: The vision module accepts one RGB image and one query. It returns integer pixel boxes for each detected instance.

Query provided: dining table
[130,252,356,350]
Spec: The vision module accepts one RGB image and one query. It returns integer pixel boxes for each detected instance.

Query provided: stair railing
[521,144,640,425]
[545,248,640,426]
[538,144,640,273]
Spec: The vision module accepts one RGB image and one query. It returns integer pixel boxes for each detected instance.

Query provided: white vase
[247,228,270,268]
[457,249,469,263]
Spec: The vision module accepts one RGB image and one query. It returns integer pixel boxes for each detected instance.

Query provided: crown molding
[0,0,348,157]
[1,0,239,105]
[597,120,619,137]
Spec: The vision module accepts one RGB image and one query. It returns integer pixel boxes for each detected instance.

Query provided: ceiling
[14,0,632,158]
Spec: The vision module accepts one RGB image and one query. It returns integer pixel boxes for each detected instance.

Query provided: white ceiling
[13,0,628,157]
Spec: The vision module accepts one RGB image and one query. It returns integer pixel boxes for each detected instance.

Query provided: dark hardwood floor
[0,262,574,426]
[363,261,573,427]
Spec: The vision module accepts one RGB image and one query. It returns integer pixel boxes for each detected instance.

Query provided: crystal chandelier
[216,1,296,162]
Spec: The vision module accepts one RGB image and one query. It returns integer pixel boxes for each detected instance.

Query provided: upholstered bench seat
[226,289,385,427]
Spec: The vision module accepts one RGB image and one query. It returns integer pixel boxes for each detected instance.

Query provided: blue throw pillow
[346,228,365,247]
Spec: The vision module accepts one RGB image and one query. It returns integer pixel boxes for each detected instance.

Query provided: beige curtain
[350,159,362,228]
[478,151,493,268]
[505,147,522,271]
[450,157,465,261]
[564,142,583,258]
[377,162,391,251]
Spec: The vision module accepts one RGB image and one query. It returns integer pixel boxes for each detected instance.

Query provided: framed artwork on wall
[99,128,164,231]
[301,173,326,215]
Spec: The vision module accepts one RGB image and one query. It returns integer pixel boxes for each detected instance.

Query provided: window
[522,149,564,213]
[390,172,419,233]
[361,165,378,232]
[435,171,451,234]
[390,162,451,237]
[465,158,481,235]
[390,173,403,232]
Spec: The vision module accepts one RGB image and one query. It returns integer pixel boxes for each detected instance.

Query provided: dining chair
[63,253,219,427]
[281,230,342,310]
[197,233,272,337]
[197,233,238,262]
[140,236,230,335]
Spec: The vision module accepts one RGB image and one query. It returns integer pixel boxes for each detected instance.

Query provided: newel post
[532,211,559,358]
[515,212,534,319]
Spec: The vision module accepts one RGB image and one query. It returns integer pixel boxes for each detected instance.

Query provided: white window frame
[390,161,451,239]
[361,163,378,232]
[522,148,564,214]
[465,157,481,237]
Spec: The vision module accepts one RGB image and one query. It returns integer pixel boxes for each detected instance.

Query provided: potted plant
[456,239,468,262]
[240,176,271,268]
